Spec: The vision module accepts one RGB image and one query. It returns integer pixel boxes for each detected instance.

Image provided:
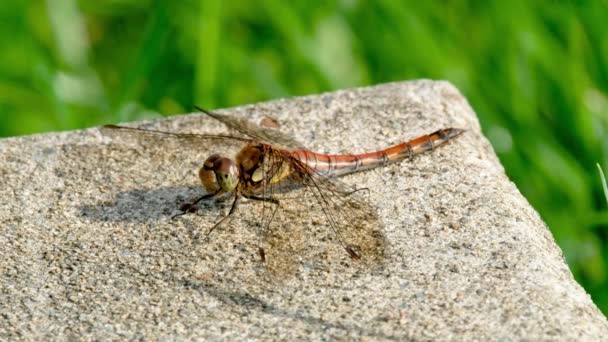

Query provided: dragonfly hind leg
[344,186,370,197]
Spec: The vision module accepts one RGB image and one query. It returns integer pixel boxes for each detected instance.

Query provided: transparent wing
[100,124,251,151]
[255,150,386,275]
[196,107,306,150]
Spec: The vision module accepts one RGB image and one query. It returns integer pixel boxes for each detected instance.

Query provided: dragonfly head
[199,154,239,193]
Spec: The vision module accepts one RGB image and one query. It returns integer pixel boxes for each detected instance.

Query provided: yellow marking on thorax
[251,161,292,185]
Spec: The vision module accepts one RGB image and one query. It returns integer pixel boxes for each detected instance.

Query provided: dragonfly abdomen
[291,128,464,177]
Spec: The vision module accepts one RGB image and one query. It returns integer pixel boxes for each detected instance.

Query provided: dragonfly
[102,107,464,265]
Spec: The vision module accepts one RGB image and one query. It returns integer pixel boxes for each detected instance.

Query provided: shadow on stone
[78,185,230,222]
[177,278,394,339]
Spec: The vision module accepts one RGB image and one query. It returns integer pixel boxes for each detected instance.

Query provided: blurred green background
[2,1,608,313]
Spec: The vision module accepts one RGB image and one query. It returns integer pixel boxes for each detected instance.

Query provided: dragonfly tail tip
[449,127,467,138]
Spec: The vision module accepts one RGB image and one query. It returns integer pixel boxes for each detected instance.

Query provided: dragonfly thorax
[236,143,292,189]
[235,143,267,184]
[199,154,239,193]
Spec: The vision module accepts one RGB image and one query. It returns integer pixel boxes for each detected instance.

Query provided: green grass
[598,164,608,206]
[2,1,608,312]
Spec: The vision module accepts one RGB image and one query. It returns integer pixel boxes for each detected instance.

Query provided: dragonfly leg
[242,194,279,204]
[202,193,241,241]
[242,194,280,262]
[344,187,370,196]
[172,190,221,220]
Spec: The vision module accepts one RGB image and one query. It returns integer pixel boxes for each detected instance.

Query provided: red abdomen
[289,128,464,177]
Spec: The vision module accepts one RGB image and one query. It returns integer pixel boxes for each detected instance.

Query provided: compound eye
[203,154,222,171]
[199,167,219,194]
[213,158,238,192]
[199,154,231,193]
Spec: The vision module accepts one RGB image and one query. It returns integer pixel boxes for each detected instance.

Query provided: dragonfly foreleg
[172,189,221,220]
[242,194,280,262]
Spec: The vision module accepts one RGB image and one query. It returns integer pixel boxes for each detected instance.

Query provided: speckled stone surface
[1,80,606,340]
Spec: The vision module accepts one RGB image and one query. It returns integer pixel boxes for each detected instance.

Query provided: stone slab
[1,80,606,340]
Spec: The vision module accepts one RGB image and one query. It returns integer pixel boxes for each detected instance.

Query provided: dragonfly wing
[196,107,306,150]
[255,150,386,272]
[294,161,386,264]
[100,124,250,151]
